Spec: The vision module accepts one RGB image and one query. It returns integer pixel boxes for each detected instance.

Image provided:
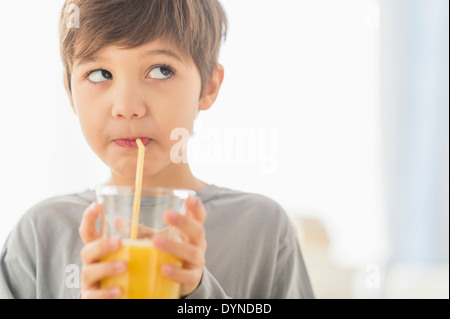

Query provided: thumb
[185,196,207,224]
[78,202,102,244]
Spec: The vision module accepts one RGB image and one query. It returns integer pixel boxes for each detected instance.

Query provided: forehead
[73,39,192,69]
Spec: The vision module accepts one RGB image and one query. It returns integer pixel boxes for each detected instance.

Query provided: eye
[148,65,175,80]
[87,69,112,83]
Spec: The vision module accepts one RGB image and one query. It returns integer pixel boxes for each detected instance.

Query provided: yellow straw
[130,138,145,240]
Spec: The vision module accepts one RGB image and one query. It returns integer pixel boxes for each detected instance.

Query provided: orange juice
[100,239,182,299]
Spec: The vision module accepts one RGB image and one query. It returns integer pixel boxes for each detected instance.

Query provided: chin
[109,160,137,178]
[111,162,163,182]
[111,169,137,182]
[108,151,172,182]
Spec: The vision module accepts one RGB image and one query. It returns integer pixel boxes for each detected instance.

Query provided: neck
[104,162,208,191]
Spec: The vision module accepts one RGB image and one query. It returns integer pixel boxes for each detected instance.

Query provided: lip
[114,137,152,149]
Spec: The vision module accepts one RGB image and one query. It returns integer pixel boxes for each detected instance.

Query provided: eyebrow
[74,48,184,68]
[145,49,184,63]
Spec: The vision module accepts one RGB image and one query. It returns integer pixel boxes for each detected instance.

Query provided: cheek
[167,81,199,130]
[71,89,106,146]
[159,103,196,142]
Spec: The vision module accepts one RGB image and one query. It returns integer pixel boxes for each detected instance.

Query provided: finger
[81,287,122,299]
[161,264,202,289]
[80,237,122,264]
[185,196,207,223]
[81,261,127,290]
[163,210,204,246]
[79,202,102,244]
[153,236,205,267]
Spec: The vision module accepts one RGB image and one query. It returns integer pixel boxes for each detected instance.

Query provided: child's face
[66,39,220,183]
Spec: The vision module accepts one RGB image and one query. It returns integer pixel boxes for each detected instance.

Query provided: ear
[63,73,77,115]
[198,64,224,112]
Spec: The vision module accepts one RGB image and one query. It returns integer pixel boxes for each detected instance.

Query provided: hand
[78,202,126,299]
[153,196,207,297]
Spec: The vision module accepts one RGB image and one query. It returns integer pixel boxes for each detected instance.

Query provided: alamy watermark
[170,123,279,175]
[365,263,381,289]
[66,264,80,289]
[365,2,380,30]
[65,4,80,29]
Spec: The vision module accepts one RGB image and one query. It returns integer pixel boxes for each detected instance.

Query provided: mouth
[114,137,152,149]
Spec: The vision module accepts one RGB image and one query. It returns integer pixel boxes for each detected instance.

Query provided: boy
[0,0,314,299]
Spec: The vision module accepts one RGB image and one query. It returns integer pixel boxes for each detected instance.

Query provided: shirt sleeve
[270,207,315,299]
[184,267,231,299]
[186,207,315,299]
[0,213,39,299]
[0,243,36,299]
[270,232,315,299]
[0,245,14,299]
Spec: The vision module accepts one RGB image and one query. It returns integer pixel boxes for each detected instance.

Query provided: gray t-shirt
[0,184,314,299]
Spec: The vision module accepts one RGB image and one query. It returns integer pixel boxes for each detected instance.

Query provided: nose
[111,85,146,120]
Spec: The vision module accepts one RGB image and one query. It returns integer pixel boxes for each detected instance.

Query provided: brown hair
[59,0,227,96]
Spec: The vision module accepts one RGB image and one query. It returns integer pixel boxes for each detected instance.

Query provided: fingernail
[154,236,165,246]
[114,261,127,271]
[167,210,177,222]
[85,202,95,213]
[190,196,198,205]
[110,287,122,298]
[91,203,101,214]
[110,237,121,248]
[162,264,172,275]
